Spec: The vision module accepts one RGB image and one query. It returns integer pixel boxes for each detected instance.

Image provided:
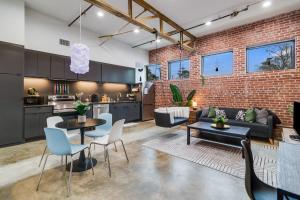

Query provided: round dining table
[56,118,106,172]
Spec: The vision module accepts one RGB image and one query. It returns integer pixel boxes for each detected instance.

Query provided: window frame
[168,58,190,80]
[201,50,234,77]
[246,39,296,73]
[146,64,161,82]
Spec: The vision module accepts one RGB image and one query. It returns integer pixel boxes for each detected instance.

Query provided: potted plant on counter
[213,116,228,129]
[74,100,90,123]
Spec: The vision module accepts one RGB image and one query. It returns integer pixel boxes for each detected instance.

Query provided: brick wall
[149,10,300,126]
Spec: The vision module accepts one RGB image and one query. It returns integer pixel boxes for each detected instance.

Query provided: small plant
[288,104,294,114]
[213,116,228,128]
[74,101,90,115]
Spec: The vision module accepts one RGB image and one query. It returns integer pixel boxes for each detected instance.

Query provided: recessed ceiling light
[97,11,104,17]
[262,1,272,8]
[205,21,212,26]
[133,28,140,34]
[156,39,161,43]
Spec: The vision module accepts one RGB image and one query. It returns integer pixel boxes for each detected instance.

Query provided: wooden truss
[85,0,196,51]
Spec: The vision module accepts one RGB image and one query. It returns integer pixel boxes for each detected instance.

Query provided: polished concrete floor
[0,121,248,200]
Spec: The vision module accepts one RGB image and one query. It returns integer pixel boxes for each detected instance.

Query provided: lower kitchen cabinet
[109,103,140,123]
[24,106,53,139]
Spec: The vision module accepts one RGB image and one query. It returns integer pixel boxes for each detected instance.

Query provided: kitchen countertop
[24,104,54,108]
[89,101,141,104]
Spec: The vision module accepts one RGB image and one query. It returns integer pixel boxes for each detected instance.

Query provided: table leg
[187,127,190,145]
[277,189,283,200]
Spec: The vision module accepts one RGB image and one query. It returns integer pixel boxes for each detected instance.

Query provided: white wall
[25,8,149,72]
[0,0,24,45]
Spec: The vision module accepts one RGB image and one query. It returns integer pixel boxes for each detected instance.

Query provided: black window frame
[168,58,190,80]
[201,50,234,77]
[246,39,296,73]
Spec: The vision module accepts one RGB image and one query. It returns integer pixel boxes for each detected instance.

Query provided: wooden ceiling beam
[85,0,195,51]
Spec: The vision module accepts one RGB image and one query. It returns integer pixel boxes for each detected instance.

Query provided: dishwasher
[93,104,109,118]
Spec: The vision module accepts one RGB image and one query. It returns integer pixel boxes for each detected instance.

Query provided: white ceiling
[25,0,300,51]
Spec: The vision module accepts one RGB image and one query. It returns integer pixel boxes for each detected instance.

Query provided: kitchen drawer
[24,106,53,114]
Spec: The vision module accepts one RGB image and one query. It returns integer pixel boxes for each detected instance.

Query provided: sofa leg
[269,138,274,145]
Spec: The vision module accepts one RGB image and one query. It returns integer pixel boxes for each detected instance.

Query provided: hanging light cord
[79,0,82,43]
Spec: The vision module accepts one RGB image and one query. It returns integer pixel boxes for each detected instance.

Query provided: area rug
[143,130,278,187]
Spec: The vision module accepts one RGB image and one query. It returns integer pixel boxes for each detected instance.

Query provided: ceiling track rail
[68,4,94,27]
[84,0,196,52]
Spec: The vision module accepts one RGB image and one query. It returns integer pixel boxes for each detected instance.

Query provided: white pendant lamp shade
[70,43,90,74]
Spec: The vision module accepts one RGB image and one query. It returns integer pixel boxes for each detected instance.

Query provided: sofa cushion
[208,107,216,118]
[245,108,256,123]
[201,107,209,118]
[235,110,245,121]
[216,109,227,118]
[219,107,243,120]
[255,108,268,125]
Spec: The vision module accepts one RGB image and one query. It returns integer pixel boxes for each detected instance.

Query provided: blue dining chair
[85,113,118,151]
[36,128,94,196]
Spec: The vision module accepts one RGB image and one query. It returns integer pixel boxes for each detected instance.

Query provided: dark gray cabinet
[50,55,65,80]
[0,74,24,146]
[78,61,101,82]
[64,57,77,80]
[0,42,23,75]
[24,50,50,78]
[109,103,140,123]
[102,63,135,84]
[24,106,53,139]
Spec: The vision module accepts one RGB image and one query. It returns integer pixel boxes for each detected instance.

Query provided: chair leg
[36,154,49,191]
[104,146,111,178]
[104,145,107,162]
[88,148,94,175]
[38,145,47,167]
[114,142,118,152]
[67,156,73,196]
[120,140,129,162]
[61,156,63,166]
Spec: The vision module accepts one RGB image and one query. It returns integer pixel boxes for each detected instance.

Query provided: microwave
[24,96,44,105]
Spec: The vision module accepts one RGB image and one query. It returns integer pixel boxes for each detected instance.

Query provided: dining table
[56,118,106,172]
[277,142,300,200]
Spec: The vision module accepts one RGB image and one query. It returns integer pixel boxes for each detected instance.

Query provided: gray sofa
[196,107,277,141]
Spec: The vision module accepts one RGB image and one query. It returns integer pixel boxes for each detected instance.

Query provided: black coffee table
[187,122,250,158]
[56,118,106,172]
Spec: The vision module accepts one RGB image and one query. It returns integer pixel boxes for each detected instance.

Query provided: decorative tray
[210,124,231,129]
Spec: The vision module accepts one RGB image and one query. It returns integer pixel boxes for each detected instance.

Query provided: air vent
[59,39,70,46]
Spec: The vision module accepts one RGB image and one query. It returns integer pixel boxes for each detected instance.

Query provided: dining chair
[241,140,278,200]
[90,119,128,177]
[85,113,118,151]
[36,128,94,196]
[38,116,79,167]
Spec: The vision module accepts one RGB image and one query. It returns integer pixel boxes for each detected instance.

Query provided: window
[247,40,295,72]
[146,64,161,81]
[202,51,233,76]
[168,59,190,80]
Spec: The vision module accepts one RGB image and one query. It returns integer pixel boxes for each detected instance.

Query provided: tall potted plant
[74,101,90,123]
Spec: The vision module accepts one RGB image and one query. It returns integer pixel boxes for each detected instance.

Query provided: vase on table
[78,115,86,123]
[216,122,224,129]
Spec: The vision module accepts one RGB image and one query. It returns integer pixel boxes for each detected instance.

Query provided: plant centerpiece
[74,100,90,123]
[213,116,228,129]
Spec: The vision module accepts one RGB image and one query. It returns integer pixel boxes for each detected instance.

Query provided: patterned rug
[143,130,278,187]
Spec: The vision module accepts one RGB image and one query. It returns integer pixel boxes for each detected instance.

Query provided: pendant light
[70,0,90,74]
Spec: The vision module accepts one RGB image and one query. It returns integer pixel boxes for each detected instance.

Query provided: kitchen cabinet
[78,61,101,82]
[109,102,140,123]
[127,103,140,122]
[24,106,53,139]
[0,42,24,75]
[0,74,24,146]
[64,57,77,80]
[24,50,51,78]
[50,55,65,80]
[102,63,135,84]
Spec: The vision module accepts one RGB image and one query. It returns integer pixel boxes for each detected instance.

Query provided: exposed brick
[149,10,300,126]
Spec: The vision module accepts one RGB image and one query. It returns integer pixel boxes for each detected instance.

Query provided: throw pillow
[235,110,245,121]
[201,107,209,118]
[208,107,216,118]
[245,108,256,123]
[216,109,227,118]
[255,108,268,124]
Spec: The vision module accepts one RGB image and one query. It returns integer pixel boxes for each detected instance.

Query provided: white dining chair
[38,116,79,167]
[89,119,128,177]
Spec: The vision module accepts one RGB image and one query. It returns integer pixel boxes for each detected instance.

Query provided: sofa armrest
[267,115,274,138]
[196,110,203,121]
[154,112,172,127]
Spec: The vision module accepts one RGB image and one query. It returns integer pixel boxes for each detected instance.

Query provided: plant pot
[78,115,86,123]
[216,122,224,129]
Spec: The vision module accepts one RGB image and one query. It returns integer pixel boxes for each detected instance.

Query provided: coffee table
[187,122,251,158]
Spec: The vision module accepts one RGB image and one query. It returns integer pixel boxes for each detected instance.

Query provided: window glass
[202,51,233,76]
[168,59,190,80]
[146,64,160,81]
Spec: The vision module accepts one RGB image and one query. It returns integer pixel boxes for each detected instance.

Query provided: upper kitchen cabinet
[78,61,101,82]
[50,54,65,80]
[64,57,77,80]
[24,50,50,78]
[0,42,24,75]
[102,63,135,84]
